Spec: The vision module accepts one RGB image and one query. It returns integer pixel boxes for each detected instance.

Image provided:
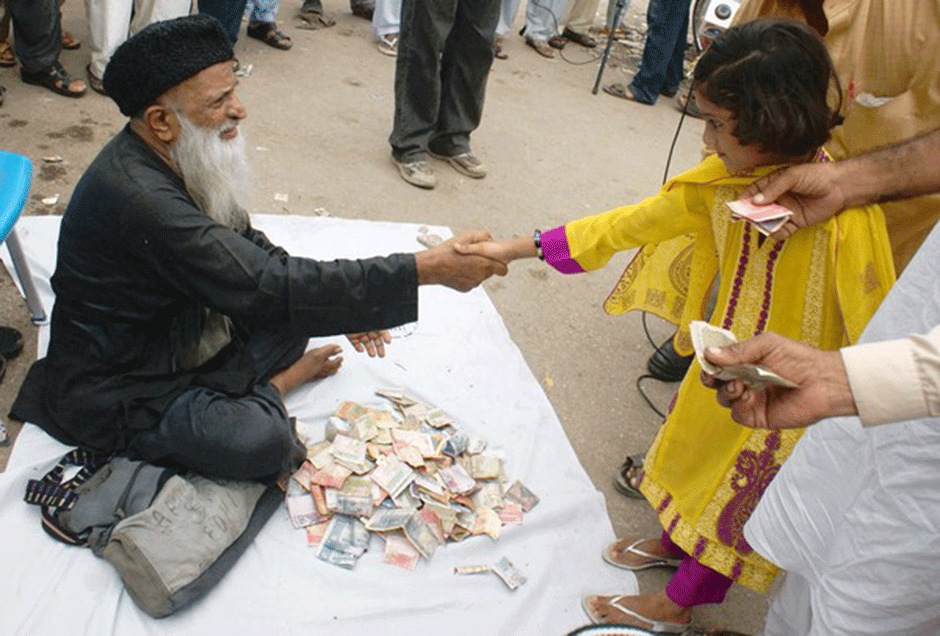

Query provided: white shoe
[392,156,436,189]
[427,150,487,179]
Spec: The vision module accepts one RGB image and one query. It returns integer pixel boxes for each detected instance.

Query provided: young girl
[457,18,896,633]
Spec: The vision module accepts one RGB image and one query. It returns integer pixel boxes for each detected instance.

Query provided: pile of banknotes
[283,388,539,582]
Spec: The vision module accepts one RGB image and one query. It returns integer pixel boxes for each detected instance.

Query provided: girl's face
[696,91,786,174]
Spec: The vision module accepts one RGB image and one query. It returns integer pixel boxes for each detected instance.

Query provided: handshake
[415,231,536,292]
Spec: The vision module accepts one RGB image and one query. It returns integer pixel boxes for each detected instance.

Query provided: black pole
[591,0,628,94]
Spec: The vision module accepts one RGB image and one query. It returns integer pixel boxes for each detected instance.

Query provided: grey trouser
[9,0,62,73]
[128,328,308,484]
[389,0,499,162]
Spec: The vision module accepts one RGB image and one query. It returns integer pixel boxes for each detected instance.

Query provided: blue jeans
[628,0,689,104]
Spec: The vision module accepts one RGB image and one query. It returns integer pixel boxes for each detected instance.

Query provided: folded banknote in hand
[690,321,798,388]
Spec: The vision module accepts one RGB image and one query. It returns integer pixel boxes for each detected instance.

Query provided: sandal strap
[622,538,666,563]
[605,596,690,634]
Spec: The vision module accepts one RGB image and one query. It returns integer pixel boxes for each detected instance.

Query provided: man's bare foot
[271,344,343,395]
[585,591,691,629]
[604,536,681,569]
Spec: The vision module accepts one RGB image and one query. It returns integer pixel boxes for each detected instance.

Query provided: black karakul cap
[103,15,234,117]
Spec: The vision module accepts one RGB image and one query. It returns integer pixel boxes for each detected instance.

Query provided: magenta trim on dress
[540,226,585,274]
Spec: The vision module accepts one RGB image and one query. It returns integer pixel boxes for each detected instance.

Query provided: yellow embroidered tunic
[539,154,895,591]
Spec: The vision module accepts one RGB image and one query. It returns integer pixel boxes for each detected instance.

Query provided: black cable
[663,82,694,184]
[635,375,667,419]
[640,311,658,350]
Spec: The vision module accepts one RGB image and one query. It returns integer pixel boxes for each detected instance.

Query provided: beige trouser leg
[562,0,599,33]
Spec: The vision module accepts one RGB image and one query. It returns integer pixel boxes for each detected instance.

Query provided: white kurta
[745,222,940,636]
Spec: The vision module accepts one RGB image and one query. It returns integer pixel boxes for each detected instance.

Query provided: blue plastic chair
[0,150,48,323]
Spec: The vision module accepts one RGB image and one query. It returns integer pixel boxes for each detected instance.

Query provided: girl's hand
[453,236,538,264]
[346,330,391,357]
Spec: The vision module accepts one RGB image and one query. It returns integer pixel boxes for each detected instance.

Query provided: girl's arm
[453,236,539,264]
[456,183,710,271]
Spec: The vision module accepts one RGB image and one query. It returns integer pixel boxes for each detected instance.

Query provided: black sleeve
[126,189,419,336]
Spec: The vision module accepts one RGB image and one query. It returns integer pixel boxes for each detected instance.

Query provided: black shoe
[0,326,23,360]
[646,337,692,382]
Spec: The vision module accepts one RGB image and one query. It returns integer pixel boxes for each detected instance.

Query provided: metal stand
[591,0,628,94]
[5,229,47,324]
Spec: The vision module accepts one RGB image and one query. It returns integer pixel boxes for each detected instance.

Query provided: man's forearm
[838,128,940,208]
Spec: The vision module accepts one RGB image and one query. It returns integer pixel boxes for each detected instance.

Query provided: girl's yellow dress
[548,154,895,591]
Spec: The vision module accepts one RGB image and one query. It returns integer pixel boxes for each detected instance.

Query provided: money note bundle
[283,388,540,572]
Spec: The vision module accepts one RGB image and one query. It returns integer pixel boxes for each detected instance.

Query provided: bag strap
[24,449,112,546]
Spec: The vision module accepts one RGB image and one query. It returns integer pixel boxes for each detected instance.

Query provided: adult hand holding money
[699,330,858,429]
[690,321,797,388]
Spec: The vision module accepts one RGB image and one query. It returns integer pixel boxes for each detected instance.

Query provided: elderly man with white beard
[11,15,507,484]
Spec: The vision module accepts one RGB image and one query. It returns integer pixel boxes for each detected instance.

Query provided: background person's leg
[84,0,133,80]
[627,0,689,104]
[9,0,61,73]
[389,0,458,162]
[428,0,499,157]
[198,0,247,44]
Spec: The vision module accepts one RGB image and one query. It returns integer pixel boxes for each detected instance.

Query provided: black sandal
[614,453,646,499]
[247,22,293,50]
[562,27,597,48]
[548,34,567,50]
[21,62,86,98]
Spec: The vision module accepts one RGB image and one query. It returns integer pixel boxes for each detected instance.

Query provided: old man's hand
[415,230,508,292]
[347,330,391,357]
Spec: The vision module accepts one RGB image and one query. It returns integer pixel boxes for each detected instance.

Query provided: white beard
[169,114,252,232]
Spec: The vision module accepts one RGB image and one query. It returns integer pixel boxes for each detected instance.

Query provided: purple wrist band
[540,226,585,274]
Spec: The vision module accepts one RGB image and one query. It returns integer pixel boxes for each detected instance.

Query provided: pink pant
[661,532,733,607]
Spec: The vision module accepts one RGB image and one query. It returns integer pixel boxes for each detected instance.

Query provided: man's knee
[203,396,304,477]
[144,386,304,481]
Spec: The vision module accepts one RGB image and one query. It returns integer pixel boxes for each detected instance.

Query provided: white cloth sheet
[0,215,634,636]
[745,223,940,636]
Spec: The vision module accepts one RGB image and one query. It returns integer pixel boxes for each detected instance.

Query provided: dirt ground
[0,0,770,633]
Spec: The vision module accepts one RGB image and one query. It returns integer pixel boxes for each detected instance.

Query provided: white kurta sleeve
[841,324,940,426]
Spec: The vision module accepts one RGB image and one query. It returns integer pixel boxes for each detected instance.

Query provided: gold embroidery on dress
[711,186,734,263]
[801,229,828,344]
[604,243,651,314]
[645,288,666,309]
[639,465,780,592]
[861,261,880,294]
[667,242,695,300]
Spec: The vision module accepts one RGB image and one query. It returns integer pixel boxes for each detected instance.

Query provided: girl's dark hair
[693,18,842,158]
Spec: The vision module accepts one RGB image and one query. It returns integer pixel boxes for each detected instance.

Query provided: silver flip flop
[582,595,690,634]
[602,537,683,571]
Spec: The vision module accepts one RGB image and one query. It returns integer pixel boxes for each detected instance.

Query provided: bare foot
[606,536,680,568]
[586,592,691,629]
[270,344,343,395]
